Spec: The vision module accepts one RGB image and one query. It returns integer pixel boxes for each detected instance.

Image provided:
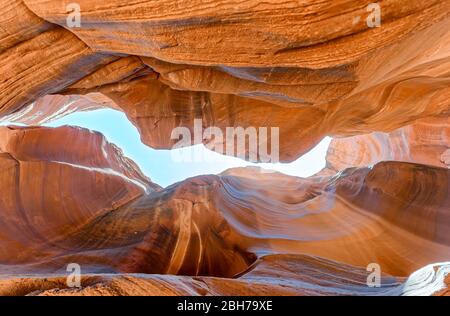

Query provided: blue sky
[5,109,331,187]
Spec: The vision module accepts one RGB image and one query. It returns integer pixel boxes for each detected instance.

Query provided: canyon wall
[0,126,449,295]
[0,0,449,296]
[1,0,449,161]
[322,116,450,174]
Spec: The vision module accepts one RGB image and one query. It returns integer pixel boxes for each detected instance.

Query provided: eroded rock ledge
[0,126,449,295]
[322,116,450,175]
[1,0,449,161]
[1,0,450,296]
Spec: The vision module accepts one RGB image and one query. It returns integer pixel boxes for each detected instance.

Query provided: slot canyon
[0,0,449,296]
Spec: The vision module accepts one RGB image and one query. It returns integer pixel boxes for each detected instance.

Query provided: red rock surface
[0,254,406,296]
[322,116,450,175]
[0,127,449,295]
[3,256,449,296]
[1,0,449,161]
[0,126,159,267]
[0,0,449,296]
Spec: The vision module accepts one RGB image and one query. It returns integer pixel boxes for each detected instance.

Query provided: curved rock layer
[0,126,449,295]
[4,161,450,277]
[1,0,449,161]
[0,255,407,296]
[323,116,450,174]
[1,0,450,297]
[0,126,159,264]
[2,255,450,296]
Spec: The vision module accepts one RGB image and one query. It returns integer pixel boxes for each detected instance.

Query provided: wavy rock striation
[0,0,448,161]
[0,126,159,266]
[3,256,450,296]
[322,116,450,174]
[0,0,450,297]
[0,126,449,295]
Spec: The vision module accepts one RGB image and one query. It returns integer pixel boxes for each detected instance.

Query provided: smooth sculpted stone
[0,0,53,53]
[322,116,450,175]
[0,94,116,125]
[0,0,116,116]
[0,1,447,162]
[0,0,449,297]
[0,138,448,278]
[2,255,448,296]
[0,126,159,266]
[0,255,407,296]
[0,126,448,295]
[23,0,450,67]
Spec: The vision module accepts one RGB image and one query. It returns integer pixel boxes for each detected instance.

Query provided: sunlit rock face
[1,0,449,161]
[0,126,159,266]
[322,116,450,174]
[3,255,450,296]
[0,0,450,296]
[0,255,406,296]
[0,127,449,295]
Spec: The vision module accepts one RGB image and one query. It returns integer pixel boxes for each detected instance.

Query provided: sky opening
[2,109,331,187]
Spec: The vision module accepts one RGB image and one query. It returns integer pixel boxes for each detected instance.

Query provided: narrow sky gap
[2,109,331,187]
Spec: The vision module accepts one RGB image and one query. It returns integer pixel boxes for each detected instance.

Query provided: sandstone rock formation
[0,126,449,295]
[1,0,449,161]
[4,255,450,296]
[322,116,450,174]
[0,0,449,296]
[0,126,159,267]
[0,255,406,296]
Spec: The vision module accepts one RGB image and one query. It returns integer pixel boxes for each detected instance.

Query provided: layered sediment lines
[1,0,450,296]
[0,126,449,295]
[3,256,450,296]
[322,116,450,174]
[0,126,159,266]
[0,0,449,161]
[0,255,406,296]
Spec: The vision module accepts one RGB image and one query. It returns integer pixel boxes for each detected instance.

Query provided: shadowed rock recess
[0,0,449,296]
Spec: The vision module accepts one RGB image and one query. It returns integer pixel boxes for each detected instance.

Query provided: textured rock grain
[0,0,450,296]
[0,0,448,161]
